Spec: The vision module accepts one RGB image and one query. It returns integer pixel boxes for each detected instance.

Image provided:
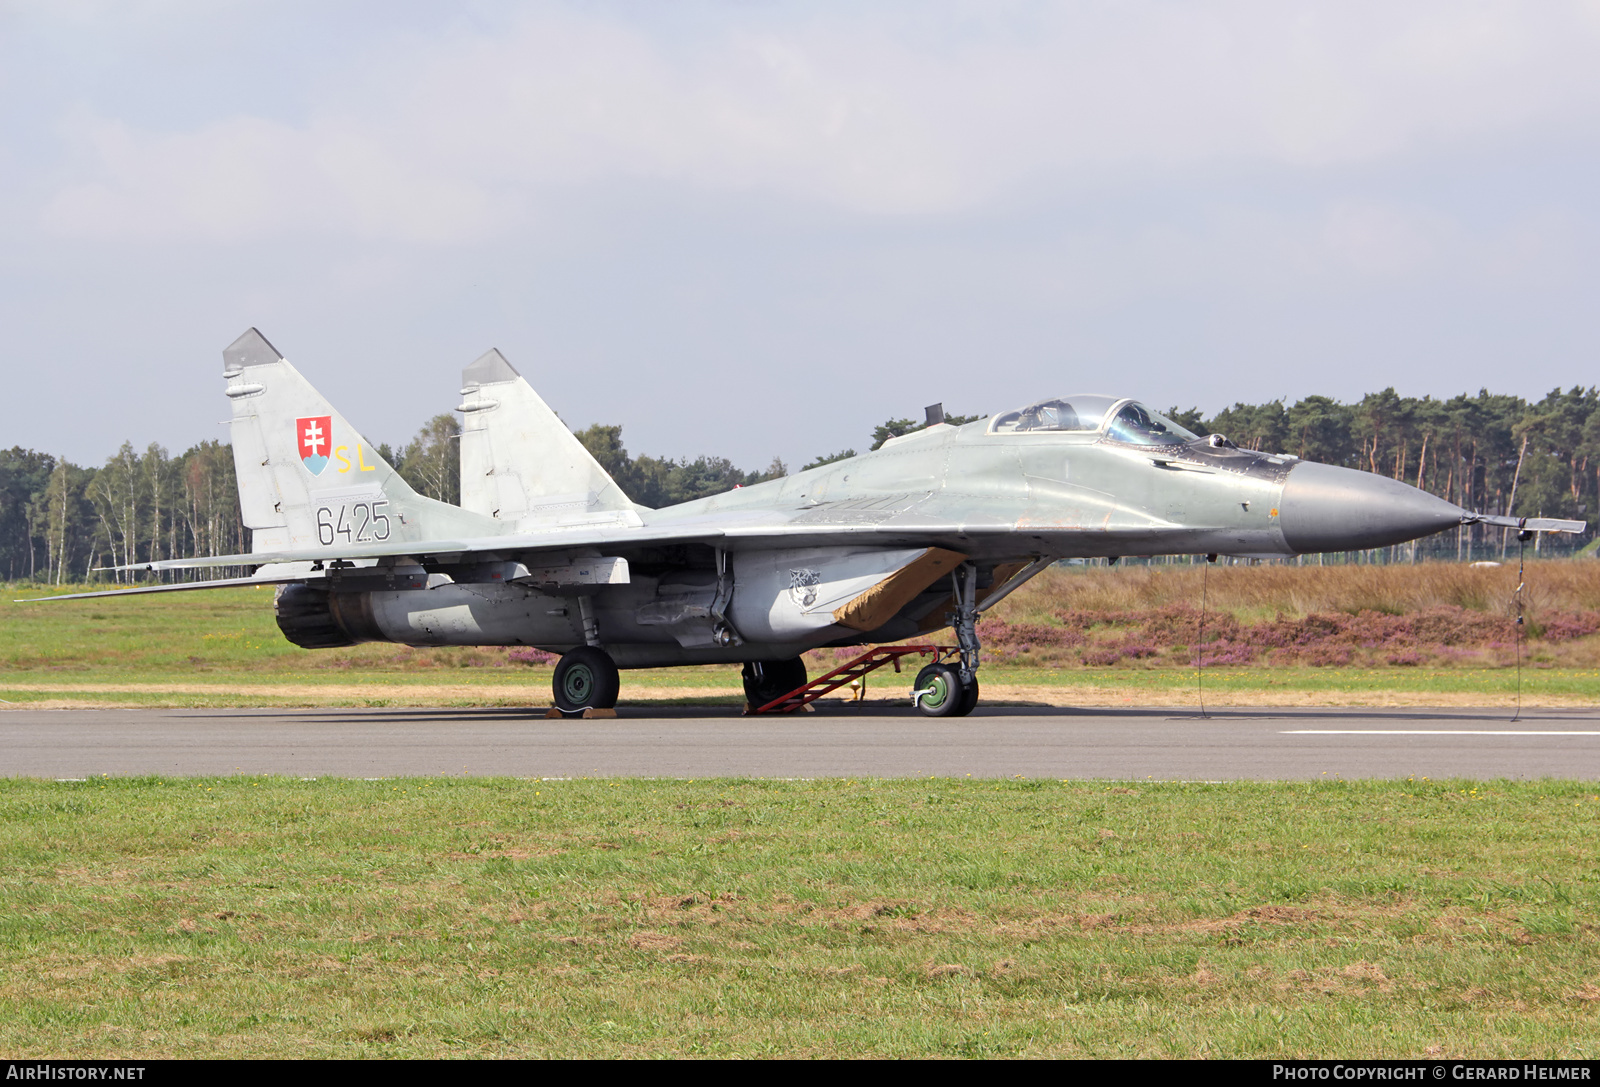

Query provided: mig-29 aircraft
[44,329,1586,716]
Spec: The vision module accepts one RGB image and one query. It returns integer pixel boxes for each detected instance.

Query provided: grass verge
[4,579,1599,708]
[3,776,1599,1058]
[2,666,1598,709]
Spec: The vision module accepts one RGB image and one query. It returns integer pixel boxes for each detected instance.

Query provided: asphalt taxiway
[2,704,1598,779]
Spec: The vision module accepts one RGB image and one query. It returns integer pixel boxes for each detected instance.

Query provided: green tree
[0,447,55,579]
[1284,396,1355,466]
[33,460,97,584]
[1513,387,1599,522]
[180,441,246,571]
[575,423,786,508]
[1207,400,1287,453]
[868,412,986,451]
[573,424,635,489]
[397,414,460,505]
[90,442,145,581]
[1163,407,1207,435]
[801,448,857,471]
[1353,388,1412,478]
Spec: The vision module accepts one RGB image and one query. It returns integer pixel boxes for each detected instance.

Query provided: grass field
[4,775,1600,1059]
[3,566,1599,1058]
[4,561,1598,708]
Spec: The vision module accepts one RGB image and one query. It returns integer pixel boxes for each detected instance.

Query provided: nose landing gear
[911,562,983,717]
[911,662,979,717]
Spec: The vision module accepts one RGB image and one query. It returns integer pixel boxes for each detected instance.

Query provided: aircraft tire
[742,658,807,708]
[956,676,980,717]
[913,663,967,718]
[553,646,620,712]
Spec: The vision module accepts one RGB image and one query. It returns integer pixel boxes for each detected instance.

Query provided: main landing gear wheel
[553,646,620,713]
[742,658,807,708]
[913,663,975,718]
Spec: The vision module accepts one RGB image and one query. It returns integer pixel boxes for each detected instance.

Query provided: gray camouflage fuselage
[294,401,1470,668]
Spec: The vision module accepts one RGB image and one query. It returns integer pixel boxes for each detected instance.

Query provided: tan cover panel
[830,547,968,632]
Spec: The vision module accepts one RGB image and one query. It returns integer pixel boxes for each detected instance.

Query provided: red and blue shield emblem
[296,416,332,476]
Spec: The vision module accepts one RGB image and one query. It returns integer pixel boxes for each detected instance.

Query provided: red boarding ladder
[750,644,952,714]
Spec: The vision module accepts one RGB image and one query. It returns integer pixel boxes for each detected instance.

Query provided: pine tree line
[1166,386,1599,554]
[378,415,789,511]
[0,441,246,584]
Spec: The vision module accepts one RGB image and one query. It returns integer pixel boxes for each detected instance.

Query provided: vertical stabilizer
[457,349,642,528]
[222,329,498,553]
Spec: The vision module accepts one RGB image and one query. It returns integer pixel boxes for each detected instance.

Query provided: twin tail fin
[222,329,499,554]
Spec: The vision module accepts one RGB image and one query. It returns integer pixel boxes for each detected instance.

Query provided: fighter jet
[43,329,1586,716]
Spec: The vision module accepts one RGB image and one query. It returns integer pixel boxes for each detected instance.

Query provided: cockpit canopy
[988,396,1199,447]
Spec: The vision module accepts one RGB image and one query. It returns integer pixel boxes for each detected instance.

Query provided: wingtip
[223,328,284,372]
[462,348,520,386]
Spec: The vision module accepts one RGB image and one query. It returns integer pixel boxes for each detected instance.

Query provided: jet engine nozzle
[1278,461,1464,554]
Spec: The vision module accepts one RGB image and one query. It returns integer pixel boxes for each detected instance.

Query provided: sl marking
[332,443,379,474]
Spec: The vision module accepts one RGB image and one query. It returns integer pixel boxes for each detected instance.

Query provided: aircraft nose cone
[1278,461,1464,554]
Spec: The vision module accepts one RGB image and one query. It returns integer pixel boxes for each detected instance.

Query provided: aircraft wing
[114,492,1184,576]
[67,498,1586,604]
[119,521,731,571]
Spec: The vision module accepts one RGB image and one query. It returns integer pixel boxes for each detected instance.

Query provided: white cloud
[34,1,1600,242]
[42,114,498,242]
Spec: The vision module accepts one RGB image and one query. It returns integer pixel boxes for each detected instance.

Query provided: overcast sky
[5,1,1600,470]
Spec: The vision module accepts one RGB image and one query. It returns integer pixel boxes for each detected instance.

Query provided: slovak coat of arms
[297,415,333,476]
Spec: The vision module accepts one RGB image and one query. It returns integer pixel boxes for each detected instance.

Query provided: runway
[3,704,1598,779]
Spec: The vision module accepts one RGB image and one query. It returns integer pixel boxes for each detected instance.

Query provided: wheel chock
[581,707,618,719]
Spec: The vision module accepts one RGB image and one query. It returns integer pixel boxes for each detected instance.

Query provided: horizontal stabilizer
[16,572,316,603]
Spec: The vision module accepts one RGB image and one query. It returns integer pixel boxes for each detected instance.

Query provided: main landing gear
[741,658,808,709]
[553,646,620,713]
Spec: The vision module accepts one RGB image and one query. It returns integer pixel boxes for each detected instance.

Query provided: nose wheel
[913,663,978,717]
[553,646,620,713]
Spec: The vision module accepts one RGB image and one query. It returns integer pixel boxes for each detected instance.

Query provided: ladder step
[751,645,951,714]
